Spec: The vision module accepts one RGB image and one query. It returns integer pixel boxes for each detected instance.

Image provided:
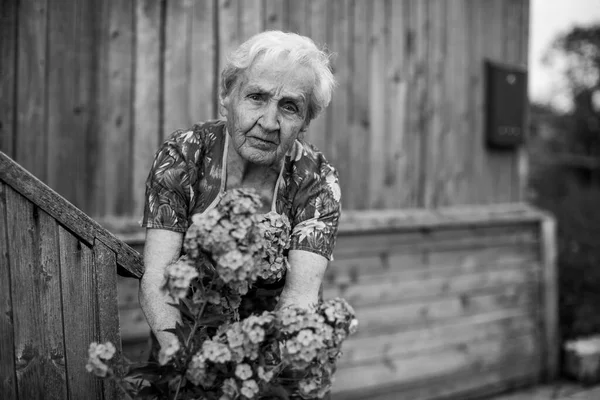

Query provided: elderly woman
[139,31,341,355]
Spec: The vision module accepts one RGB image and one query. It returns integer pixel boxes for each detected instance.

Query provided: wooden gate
[0,151,142,399]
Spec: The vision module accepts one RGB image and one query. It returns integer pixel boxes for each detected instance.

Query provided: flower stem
[172,281,215,400]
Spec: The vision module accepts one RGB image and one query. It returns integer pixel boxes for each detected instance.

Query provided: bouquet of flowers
[87,188,358,399]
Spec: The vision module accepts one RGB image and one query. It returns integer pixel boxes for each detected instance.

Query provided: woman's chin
[238,147,278,166]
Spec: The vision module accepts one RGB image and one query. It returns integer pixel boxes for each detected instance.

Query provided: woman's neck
[226,138,281,188]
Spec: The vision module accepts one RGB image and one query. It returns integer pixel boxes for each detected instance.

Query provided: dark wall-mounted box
[485,60,528,150]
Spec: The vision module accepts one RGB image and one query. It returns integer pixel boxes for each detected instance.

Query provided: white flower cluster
[85,342,116,378]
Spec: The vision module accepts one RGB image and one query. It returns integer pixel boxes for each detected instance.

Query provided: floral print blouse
[141,120,341,261]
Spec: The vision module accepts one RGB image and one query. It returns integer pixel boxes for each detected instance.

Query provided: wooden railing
[0,151,142,400]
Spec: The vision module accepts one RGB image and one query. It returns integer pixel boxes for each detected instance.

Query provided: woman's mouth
[248,136,277,149]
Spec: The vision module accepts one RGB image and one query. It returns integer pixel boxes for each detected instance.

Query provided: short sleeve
[141,132,194,233]
[289,162,341,261]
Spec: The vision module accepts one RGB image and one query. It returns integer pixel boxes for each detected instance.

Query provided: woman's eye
[247,94,262,102]
[282,103,299,114]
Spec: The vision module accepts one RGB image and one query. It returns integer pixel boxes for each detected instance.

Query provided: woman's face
[221,55,315,167]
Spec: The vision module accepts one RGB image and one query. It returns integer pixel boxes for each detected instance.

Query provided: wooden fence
[0,151,142,400]
[0,0,529,219]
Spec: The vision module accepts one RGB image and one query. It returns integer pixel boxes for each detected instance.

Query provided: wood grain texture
[383,0,412,208]
[59,229,102,399]
[0,182,17,400]
[304,0,330,154]
[37,210,68,399]
[0,151,144,278]
[352,283,536,336]
[367,0,387,209]
[348,0,371,210]
[134,0,163,218]
[104,0,134,216]
[337,309,536,367]
[5,186,45,398]
[332,332,538,393]
[94,240,122,399]
[190,0,218,122]
[47,0,88,210]
[330,0,352,208]
[163,0,192,135]
[287,0,308,35]
[6,0,530,217]
[263,0,287,31]
[15,0,48,181]
[217,0,240,88]
[325,263,540,308]
[332,359,540,400]
[0,0,17,157]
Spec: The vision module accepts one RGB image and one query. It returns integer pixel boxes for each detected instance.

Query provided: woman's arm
[139,228,184,349]
[276,249,328,311]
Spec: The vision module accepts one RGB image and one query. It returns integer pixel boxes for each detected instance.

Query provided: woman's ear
[219,95,229,118]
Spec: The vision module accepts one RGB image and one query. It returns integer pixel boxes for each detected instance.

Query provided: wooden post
[541,215,559,381]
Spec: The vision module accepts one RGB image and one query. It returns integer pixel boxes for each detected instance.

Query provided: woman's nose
[258,102,279,131]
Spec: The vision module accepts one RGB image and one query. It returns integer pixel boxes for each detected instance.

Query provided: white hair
[220,30,336,121]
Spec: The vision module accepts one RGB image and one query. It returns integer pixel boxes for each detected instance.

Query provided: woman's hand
[276,249,328,311]
[139,228,184,349]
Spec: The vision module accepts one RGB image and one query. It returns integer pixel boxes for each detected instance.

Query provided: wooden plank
[326,245,538,287]
[383,0,414,208]
[87,0,109,218]
[541,216,559,381]
[325,263,541,308]
[263,0,287,31]
[133,0,162,218]
[0,183,17,400]
[163,0,192,135]
[5,186,45,398]
[334,226,539,257]
[74,0,96,216]
[423,0,448,207]
[443,0,470,205]
[332,332,538,393]
[0,152,144,278]
[15,0,48,181]
[367,0,387,209]
[47,0,86,209]
[333,359,540,400]
[189,0,217,121]
[0,0,17,157]
[94,240,122,399]
[304,0,330,154]
[59,228,102,398]
[338,203,548,233]
[347,0,371,210]
[329,0,351,207]
[338,309,537,367]
[464,0,484,204]
[352,283,536,336]
[287,0,308,35]
[104,0,134,216]
[238,0,263,42]
[38,210,68,399]
[414,0,429,207]
[217,0,239,92]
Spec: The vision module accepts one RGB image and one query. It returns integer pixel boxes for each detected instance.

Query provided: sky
[529,0,600,108]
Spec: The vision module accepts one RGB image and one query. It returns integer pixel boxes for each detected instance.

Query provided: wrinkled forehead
[236,53,316,99]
